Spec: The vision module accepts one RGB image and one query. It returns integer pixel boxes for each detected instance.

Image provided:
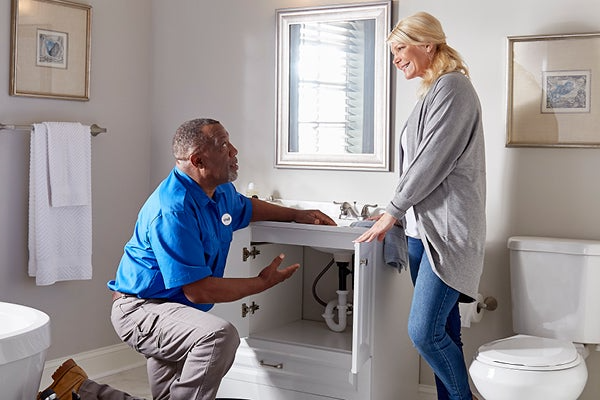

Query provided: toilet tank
[508,236,600,344]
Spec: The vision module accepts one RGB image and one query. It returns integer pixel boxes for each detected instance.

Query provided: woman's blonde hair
[387,12,469,97]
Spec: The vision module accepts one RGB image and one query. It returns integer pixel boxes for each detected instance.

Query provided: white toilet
[469,236,600,400]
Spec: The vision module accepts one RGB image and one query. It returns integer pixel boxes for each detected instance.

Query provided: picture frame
[10,0,92,101]
[506,33,600,148]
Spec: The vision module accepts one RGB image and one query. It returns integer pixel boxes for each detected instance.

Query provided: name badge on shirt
[221,213,232,226]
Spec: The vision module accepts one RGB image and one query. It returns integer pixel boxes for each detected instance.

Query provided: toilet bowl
[0,302,51,400]
[469,335,587,400]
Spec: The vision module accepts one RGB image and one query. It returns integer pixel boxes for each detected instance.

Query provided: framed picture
[506,33,600,147]
[10,0,92,101]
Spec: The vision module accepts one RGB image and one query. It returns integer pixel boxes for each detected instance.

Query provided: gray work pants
[109,296,240,400]
[79,379,144,400]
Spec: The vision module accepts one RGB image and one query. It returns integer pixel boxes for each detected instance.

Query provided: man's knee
[215,320,240,358]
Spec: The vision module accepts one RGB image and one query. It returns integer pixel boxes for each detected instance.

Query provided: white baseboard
[419,384,437,400]
[39,343,146,389]
[419,384,482,400]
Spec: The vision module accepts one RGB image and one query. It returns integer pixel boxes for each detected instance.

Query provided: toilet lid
[475,334,581,371]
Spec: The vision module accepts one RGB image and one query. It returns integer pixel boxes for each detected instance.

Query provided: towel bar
[0,123,106,136]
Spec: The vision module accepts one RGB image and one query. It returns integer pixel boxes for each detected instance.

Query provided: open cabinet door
[211,228,304,339]
[210,227,252,338]
[350,240,375,377]
[245,242,303,335]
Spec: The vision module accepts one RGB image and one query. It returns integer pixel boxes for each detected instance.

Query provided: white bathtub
[0,302,51,400]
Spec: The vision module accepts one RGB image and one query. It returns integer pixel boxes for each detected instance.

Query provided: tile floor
[96,365,152,399]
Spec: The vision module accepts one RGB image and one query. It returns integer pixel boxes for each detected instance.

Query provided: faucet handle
[360,204,378,219]
[334,201,350,205]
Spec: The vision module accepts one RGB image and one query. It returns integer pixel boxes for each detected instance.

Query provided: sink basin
[265,198,376,228]
[333,218,357,227]
[251,221,364,252]
[311,246,354,262]
[251,199,376,260]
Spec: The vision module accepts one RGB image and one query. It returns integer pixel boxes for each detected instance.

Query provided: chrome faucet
[335,201,360,219]
[360,204,378,219]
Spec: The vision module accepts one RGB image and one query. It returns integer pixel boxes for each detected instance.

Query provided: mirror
[276,2,391,171]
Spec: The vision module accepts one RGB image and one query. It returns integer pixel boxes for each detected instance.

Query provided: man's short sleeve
[148,210,213,289]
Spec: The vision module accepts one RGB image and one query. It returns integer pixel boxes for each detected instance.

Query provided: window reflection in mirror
[290,19,375,155]
[276,2,391,171]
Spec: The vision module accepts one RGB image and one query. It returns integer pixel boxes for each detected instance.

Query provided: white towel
[47,122,91,206]
[28,122,93,286]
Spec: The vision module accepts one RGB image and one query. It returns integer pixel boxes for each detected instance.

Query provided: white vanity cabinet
[213,222,418,400]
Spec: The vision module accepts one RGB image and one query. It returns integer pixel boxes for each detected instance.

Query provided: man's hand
[183,254,300,304]
[293,209,336,225]
[258,254,300,289]
[250,198,336,225]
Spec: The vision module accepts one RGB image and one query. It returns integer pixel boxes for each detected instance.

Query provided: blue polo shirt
[108,167,253,311]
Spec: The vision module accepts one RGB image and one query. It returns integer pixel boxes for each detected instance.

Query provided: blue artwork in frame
[36,29,68,69]
[542,70,591,113]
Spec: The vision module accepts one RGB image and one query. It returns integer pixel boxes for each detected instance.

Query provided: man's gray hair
[172,118,220,160]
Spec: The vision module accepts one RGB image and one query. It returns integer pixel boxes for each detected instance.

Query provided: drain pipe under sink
[322,290,349,332]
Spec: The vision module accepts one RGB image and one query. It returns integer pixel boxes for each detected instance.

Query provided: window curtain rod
[0,123,107,136]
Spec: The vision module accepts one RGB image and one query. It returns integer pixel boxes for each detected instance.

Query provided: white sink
[311,246,354,262]
[266,199,377,227]
[251,220,363,250]
[252,199,378,258]
[333,218,358,227]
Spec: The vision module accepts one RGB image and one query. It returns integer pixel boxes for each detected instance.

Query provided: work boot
[38,389,57,400]
[37,359,87,400]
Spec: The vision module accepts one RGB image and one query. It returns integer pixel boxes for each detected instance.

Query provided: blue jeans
[407,237,472,400]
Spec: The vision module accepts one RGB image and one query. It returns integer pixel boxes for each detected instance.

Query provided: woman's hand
[354,212,397,243]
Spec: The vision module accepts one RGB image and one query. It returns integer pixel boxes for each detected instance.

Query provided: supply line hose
[311,258,335,307]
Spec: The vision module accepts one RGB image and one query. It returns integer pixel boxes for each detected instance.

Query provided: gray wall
[0,0,152,358]
[1,0,599,398]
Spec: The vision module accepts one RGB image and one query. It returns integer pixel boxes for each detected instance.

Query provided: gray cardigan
[385,72,486,302]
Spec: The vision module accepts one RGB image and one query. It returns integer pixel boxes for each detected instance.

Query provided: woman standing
[355,12,485,400]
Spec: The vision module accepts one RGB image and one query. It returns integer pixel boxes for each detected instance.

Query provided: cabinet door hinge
[242,246,261,261]
[241,301,260,317]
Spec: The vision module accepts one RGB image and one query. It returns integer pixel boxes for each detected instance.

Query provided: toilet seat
[475,334,582,371]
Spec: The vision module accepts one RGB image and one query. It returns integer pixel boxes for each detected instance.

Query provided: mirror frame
[275,1,391,171]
